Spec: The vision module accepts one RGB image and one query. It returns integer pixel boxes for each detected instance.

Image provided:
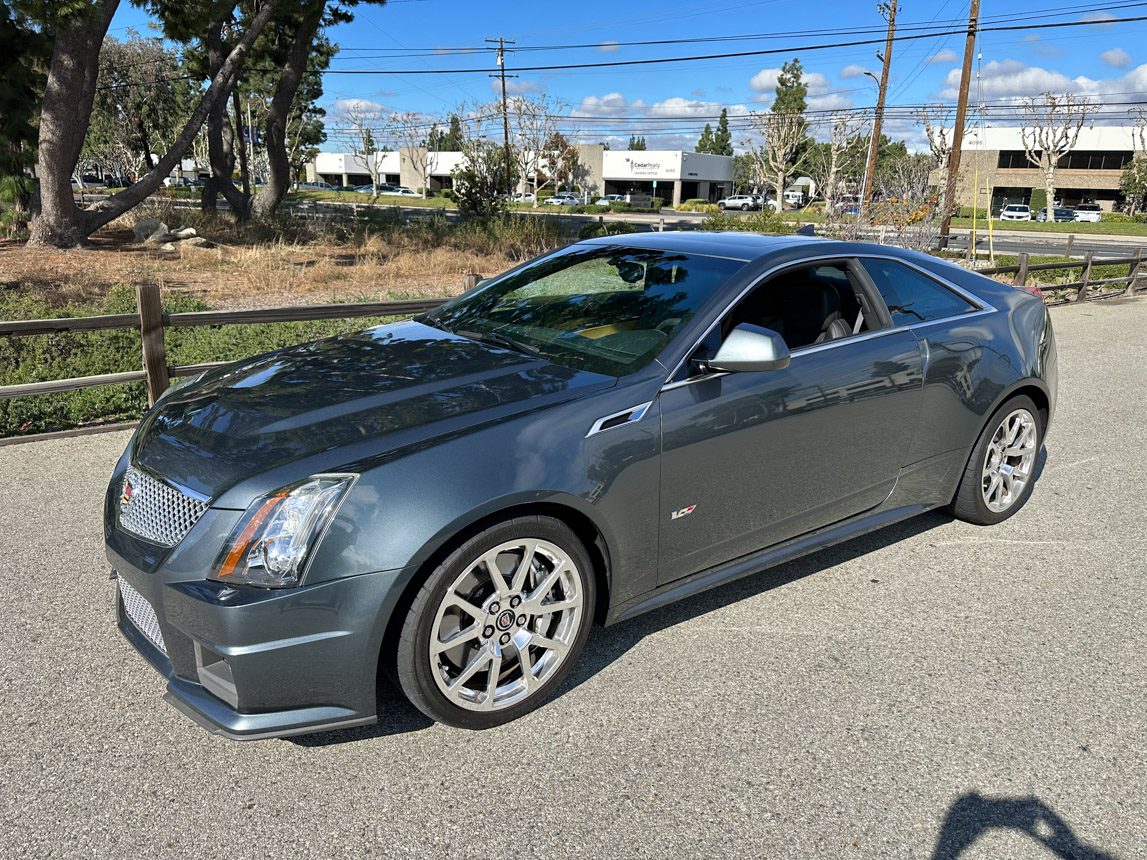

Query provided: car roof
[577,230,828,260]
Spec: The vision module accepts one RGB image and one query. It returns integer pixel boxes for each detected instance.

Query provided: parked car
[1073,203,1103,223]
[999,204,1031,222]
[379,186,420,198]
[1035,207,1075,223]
[717,194,760,211]
[512,192,537,204]
[163,176,194,188]
[107,232,1057,738]
[594,194,626,206]
[544,193,579,206]
[353,183,395,194]
[752,195,781,212]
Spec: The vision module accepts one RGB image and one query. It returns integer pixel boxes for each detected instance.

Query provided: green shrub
[577,220,640,240]
[0,285,412,438]
[440,188,456,201]
[1099,211,1147,223]
[699,210,793,235]
[957,206,990,220]
[606,201,631,212]
[566,204,609,215]
[1029,188,1048,213]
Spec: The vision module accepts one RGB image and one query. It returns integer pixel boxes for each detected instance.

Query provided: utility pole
[860,1,897,220]
[938,0,981,249]
[486,37,516,195]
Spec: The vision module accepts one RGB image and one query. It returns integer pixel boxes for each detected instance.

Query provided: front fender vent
[586,401,652,437]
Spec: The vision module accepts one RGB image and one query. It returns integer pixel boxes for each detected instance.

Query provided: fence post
[659,217,665,232]
[136,283,169,405]
[462,269,482,290]
[1126,248,1142,297]
[1013,252,1030,287]
[1074,250,1094,302]
[1066,234,1075,256]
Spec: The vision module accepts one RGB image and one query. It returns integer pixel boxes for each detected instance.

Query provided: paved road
[1,299,1145,859]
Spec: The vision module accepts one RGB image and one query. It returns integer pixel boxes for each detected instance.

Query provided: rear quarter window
[860,258,979,327]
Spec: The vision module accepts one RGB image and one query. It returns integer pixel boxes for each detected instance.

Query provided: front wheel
[396,517,596,729]
[951,395,1042,525]
[718,202,726,210]
[741,203,750,211]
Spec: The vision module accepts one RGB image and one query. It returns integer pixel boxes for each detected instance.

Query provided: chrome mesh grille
[118,576,167,656]
[117,466,208,547]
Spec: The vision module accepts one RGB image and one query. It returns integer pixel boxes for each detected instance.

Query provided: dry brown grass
[0,220,522,311]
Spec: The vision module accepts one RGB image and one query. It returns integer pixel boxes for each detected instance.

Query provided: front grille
[118,576,167,656]
[117,466,208,547]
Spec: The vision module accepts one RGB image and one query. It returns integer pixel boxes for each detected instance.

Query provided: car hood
[131,321,613,500]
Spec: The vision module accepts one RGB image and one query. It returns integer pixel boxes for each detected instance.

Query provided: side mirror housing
[705,323,791,373]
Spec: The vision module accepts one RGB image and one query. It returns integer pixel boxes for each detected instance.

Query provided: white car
[511,192,536,204]
[717,195,760,211]
[999,204,1032,222]
[162,176,194,188]
[1073,203,1103,223]
[379,187,420,198]
[544,193,579,206]
[594,194,626,206]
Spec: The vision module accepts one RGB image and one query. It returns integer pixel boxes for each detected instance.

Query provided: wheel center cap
[495,610,516,631]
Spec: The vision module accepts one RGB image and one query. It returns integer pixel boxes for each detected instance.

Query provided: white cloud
[1101,48,1131,69]
[493,78,545,95]
[577,92,645,117]
[597,41,619,52]
[332,98,388,119]
[929,49,958,64]
[749,67,831,96]
[938,58,1147,114]
[1082,11,1116,26]
[648,97,749,118]
[840,64,871,79]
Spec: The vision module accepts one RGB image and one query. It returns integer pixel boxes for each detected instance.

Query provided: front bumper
[110,544,403,740]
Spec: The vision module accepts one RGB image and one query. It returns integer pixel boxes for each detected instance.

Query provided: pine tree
[713,108,733,156]
[774,58,808,114]
[696,123,714,153]
[628,135,647,151]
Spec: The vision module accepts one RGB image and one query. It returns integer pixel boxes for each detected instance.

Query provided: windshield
[424,244,745,376]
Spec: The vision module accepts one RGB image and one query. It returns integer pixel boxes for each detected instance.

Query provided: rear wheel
[741,203,750,211]
[396,516,596,729]
[951,395,1042,525]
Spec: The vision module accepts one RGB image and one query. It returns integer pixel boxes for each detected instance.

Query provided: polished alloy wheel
[429,539,584,711]
[981,408,1038,512]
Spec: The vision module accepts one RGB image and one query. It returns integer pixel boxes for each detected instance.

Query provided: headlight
[211,474,356,588]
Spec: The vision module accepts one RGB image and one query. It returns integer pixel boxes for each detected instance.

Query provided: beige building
[944,125,1138,212]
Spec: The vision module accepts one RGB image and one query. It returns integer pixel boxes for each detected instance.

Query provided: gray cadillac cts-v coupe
[106,232,1057,738]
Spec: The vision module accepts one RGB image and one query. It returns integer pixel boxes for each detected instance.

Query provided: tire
[718,202,726,210]
[396,516,596,729]
[951,395,1042,525]
[741,203,750,211]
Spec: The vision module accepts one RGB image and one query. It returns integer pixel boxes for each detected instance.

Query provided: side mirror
[705,323,791,373]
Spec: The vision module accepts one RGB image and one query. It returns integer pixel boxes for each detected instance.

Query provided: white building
[308,144,734,203]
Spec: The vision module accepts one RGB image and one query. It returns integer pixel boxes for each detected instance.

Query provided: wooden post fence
[1074,251,1095,303]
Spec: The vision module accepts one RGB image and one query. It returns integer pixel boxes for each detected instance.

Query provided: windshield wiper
[418,314,451,333]
[454,328,544,358]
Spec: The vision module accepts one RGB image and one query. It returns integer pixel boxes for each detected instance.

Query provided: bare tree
[808,112,865,217]
[1020,92,1096,211]
[747,109,809,203]
[389,111,435,197]
[917,104,955,180]
[505,95,575,195]
[338,99,386,195]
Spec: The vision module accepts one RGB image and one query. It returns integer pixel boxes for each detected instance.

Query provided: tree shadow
[931,792,1118,859]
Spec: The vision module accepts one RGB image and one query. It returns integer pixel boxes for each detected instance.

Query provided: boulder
[132,219,167,243]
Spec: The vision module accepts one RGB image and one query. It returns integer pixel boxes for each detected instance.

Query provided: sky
[107,0,1147,152]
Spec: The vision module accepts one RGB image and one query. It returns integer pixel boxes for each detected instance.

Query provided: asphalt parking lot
[1,299,1144,859]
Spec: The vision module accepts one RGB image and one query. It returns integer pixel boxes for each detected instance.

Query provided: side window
[680,261,874,378]
[861,258,978,327]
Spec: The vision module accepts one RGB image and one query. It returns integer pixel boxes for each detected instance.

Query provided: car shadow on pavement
[558,508,955,700]
[930,792,1117,859]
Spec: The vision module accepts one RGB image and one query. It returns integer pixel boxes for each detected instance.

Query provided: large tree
[28,0,283,248]
[773,58,808,113]
[0,4,50,215]
[83,32,197,180]
[712,108,733,156]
